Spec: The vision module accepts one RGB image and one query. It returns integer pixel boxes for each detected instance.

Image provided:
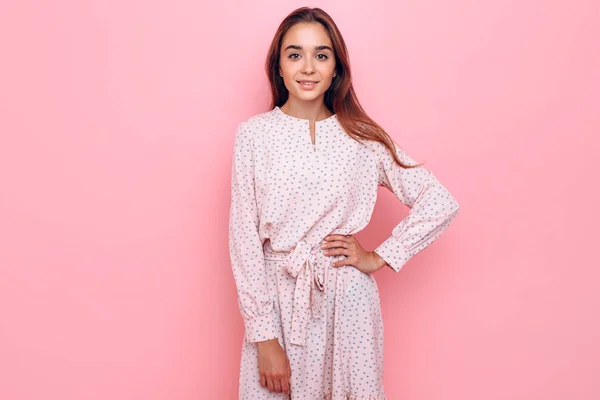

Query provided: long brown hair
[265,7,422,169]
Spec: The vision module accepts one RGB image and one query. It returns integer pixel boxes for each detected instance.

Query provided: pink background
[1,1,598,399]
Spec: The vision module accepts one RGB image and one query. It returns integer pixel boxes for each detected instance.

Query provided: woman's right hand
[257,338,292,394]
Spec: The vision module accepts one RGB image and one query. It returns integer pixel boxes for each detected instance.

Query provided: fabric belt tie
[285,239,326,346]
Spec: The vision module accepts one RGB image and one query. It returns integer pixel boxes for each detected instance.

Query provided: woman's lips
[297,80,319,90]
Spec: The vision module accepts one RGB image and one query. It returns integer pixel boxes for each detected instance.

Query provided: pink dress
[229,106,460,399]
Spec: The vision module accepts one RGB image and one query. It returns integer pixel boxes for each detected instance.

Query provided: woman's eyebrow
[283,44,333,52]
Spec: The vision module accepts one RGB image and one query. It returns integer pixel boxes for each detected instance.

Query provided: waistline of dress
[262,238,328,261]
[262,240,290,261]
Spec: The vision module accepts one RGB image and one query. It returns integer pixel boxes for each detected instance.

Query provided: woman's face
[279,22,337,104]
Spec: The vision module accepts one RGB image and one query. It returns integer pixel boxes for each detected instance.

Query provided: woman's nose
[302,59,315,73]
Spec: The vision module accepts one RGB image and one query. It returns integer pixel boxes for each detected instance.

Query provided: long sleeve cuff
[374,236,414,273]
[243,310,279,343]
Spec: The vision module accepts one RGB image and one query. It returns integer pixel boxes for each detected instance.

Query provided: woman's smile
[297,80,319,90]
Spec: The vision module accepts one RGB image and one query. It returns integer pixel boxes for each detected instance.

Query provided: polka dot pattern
[229,106,460,399]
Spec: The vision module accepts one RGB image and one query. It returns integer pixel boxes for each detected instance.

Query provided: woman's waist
[262,229,354,262]
[262,240,290,261]
[262,237,328,261]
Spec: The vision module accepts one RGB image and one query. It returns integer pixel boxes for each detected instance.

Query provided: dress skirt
[238,239,387,400]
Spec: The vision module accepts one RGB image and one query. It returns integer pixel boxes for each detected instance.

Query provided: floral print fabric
[229,106,460,399]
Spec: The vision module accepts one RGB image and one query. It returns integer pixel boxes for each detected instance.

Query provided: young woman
[228,7,460,400]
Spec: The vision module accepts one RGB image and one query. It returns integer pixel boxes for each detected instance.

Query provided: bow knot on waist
[265,239,328,347]
[286,239,326,289]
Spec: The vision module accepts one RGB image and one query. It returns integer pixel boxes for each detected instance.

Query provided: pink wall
[1,1,598,399]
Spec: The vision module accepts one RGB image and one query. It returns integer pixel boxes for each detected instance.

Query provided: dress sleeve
[228,121,278,343]
[373,141,460,272]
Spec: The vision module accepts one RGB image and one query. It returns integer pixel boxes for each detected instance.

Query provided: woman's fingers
[323,247,350,257]
[323,240,349,250]
[280,374,290,394]
[273,378,282,392]
[256,340,292,394]
[265,373,290,393]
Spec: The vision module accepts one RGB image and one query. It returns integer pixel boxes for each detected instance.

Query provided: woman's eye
[287,53,329,60]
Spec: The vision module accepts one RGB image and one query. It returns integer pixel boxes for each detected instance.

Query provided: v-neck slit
[273,106,337,154]
[310,126,317,153]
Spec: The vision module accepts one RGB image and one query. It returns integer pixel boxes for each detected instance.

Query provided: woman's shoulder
[233,108,278,147]
[358,137,388,156]
[237,108,277,131]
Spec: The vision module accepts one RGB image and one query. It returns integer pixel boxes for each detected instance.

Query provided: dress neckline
[273,106,337,124]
